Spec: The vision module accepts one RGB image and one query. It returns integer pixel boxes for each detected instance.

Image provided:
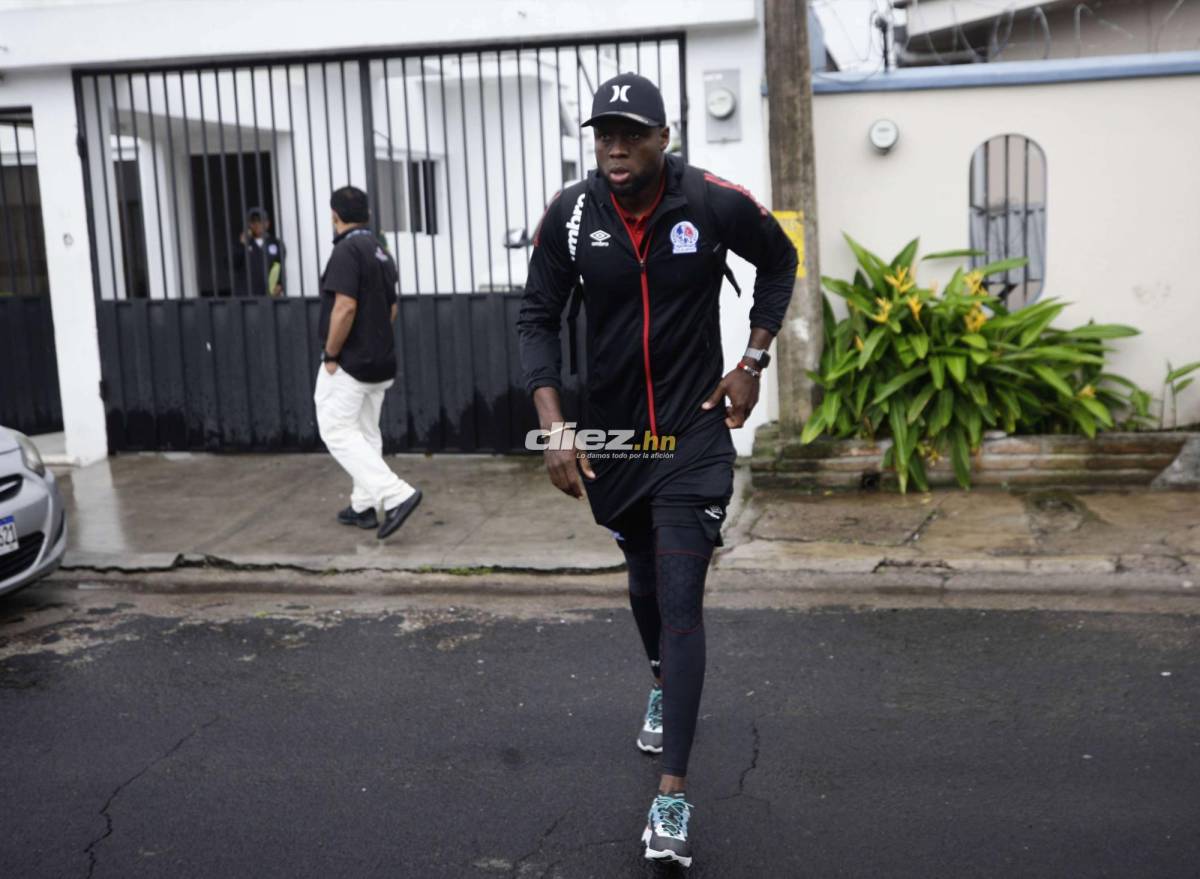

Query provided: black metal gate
[74,35,687,452]
[0,110,62,437]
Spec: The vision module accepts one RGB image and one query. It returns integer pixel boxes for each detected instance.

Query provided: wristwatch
[742,347,771,369]
[321,350,339,364]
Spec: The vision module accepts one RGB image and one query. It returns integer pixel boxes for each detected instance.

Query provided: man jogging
[316,186,422,540]
[518,73,796,866]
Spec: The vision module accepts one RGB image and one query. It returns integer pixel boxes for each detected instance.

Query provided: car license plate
[0,515,16,557]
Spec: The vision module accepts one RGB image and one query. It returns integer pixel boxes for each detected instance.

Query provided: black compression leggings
[619,522,714,778]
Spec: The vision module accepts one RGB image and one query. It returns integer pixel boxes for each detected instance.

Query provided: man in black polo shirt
[316,186,422,539]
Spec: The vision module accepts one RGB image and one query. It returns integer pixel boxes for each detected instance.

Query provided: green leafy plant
[803,233,1148,492]
[1160,360,1200,429]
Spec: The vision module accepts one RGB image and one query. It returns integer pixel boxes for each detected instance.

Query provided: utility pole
[765,0,823,437]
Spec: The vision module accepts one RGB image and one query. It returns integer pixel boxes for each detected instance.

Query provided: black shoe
[336,505,378,529]
[377,489,423,540]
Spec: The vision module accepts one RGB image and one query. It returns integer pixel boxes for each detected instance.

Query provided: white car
[0,427,67,597]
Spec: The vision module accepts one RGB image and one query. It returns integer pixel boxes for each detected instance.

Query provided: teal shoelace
[646,686,663,729]
[651,795,692,840]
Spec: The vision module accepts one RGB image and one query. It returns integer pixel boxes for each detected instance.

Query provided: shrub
[804,234,1146,492]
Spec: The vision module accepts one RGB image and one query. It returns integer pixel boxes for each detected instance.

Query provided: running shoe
[641,791,693,867]
[636,684,663,754]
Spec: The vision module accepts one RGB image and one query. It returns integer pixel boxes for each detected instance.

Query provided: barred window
[969,134,1046,310]
[376,157,438,236]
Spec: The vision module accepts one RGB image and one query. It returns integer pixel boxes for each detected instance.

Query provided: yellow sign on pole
[772,210,805,278]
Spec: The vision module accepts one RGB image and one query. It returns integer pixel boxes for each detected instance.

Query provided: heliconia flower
[854,335,865,352]
[1078,385,1096,399]
[907,295,922,319]
[965,270,984,296]
[884,265,915,294]
[870,297,893,324]
[963,304,987,334]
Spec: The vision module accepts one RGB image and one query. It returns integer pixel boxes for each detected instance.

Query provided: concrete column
[684,19,772,456]
[25,71,108,464]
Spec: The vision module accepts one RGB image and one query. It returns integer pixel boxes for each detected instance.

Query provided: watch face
[759,351,771,369]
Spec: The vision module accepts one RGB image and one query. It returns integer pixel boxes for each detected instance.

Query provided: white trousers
[314,366,414,513]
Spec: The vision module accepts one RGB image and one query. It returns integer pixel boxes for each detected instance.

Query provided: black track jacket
[518,153,798,445]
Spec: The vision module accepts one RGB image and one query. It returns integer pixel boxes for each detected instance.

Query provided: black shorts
[586,417,735,537]
[600,441,734,550]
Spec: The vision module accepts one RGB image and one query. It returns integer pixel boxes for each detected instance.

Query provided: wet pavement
[48,453,1200,586]
[2,583,1199,878]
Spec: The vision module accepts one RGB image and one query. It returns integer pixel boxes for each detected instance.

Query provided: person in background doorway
[235,207,286,296]
[315,186,422,540]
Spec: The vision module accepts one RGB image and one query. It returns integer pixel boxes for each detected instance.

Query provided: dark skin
[534,117,776,502]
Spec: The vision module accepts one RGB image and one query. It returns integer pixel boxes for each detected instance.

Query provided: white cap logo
[610,84,631,103]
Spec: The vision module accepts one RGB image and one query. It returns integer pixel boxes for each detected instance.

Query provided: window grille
[968,133,1046,309]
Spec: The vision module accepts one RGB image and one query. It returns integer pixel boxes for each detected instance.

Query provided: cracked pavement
[2,583,1199,877]
[52,453,1199,583]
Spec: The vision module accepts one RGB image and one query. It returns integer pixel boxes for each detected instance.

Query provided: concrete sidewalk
[55,453,618,573]
[50,452,1199,584]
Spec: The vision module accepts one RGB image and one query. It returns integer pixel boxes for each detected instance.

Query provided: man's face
[248,217,267,238]
[593,119,669,197]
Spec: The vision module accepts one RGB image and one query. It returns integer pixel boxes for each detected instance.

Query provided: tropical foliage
[803,234,1147,492]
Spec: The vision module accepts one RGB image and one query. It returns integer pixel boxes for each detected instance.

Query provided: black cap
[581,72,666,129]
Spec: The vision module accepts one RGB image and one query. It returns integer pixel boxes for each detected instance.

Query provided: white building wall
[812,71,1200,427]
[1,70,107,465]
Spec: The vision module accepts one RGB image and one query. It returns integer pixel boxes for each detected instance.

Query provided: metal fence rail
[74,35,685,452]
[76,35,685,302]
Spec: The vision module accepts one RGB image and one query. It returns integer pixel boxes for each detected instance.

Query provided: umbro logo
[589,229,611,247]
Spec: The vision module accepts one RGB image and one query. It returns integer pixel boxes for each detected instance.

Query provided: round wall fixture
[706,86,737,120]
[868,118,899,154]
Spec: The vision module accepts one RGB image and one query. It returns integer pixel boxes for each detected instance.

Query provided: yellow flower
[906,295,923,320]
[854,335,864,352]
[1078,384,1095,399]
[929,280,939,297]
[884,265,916,294]
[870,297,893,324]
[925,447,943,465]
[965,270,984,296]
[963,304,987,334]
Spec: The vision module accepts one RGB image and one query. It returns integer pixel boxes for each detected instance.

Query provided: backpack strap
[565,279,584,375]
[562,186,589,375]
[679,166,742,296]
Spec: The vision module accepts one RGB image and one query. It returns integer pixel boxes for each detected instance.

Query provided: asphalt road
[1,585,1198,878]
